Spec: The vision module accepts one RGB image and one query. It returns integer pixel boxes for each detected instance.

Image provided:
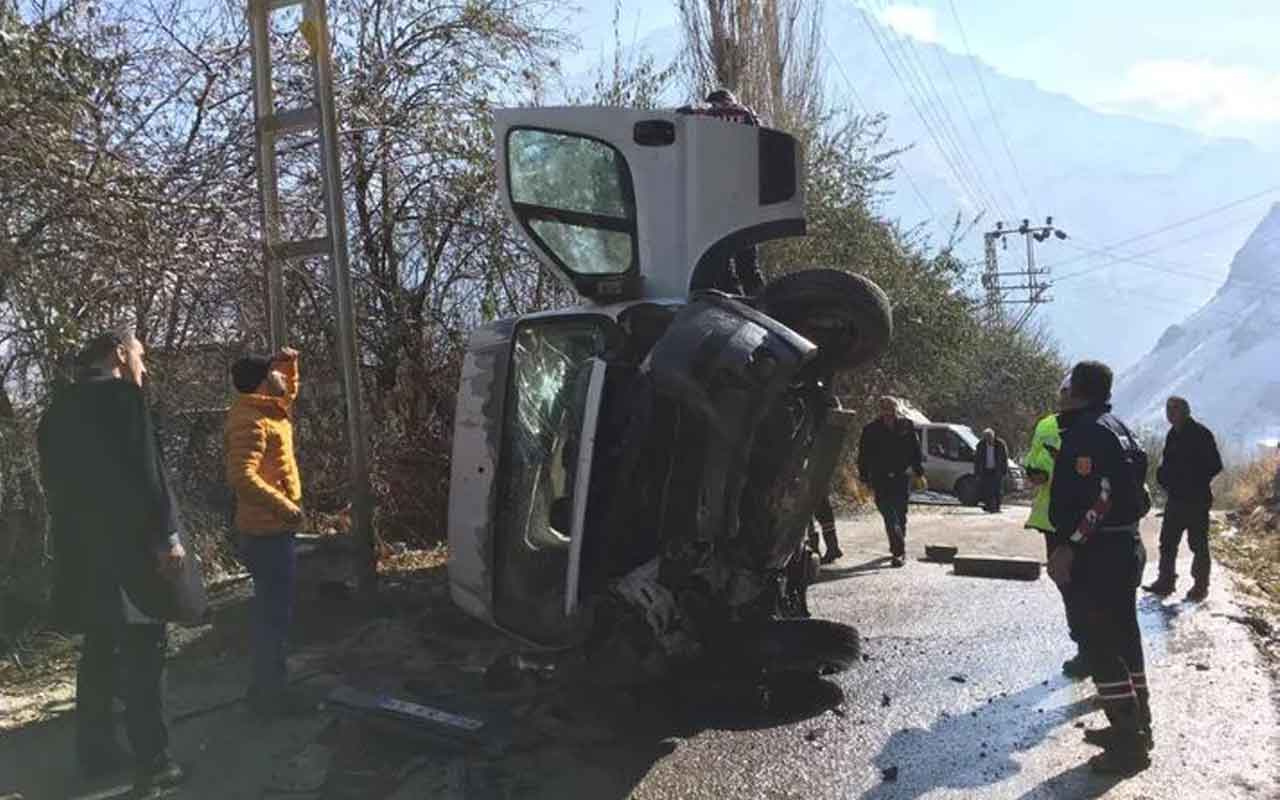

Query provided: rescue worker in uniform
[1048,361,1153,774]
[1144,396,1222,602]
[1023,378,1089,677]
[857,396,923,568]
[676,89,767,296]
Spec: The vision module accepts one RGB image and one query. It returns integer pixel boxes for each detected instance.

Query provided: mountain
[582,4,1280,370]
[1112,203,1280,459]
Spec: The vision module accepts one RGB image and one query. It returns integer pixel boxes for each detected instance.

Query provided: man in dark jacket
[37,330,189,792]
[857,396,924,567]
[973,428,1009,513]
[1145,396,1222,601]
[1048,361,1153,775]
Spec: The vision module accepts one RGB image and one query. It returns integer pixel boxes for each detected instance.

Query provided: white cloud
[1103,59,1280,128]
[877,4,940,44]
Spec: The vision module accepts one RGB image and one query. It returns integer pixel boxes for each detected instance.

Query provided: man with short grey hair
[38,328,189,792]
[857,396,924,567]
[1145,396,1222,601]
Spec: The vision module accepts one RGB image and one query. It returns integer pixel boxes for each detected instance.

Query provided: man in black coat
[1144,396,1222,601]
[973,428,1009,513]
[37,330,189,791]
[857,396,924,567]
[1048,361,1153,775]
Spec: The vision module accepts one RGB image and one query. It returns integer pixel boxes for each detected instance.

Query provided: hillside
[1113,203,1280,458]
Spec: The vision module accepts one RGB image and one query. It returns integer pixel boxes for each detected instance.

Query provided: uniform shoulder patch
[1075,456,1093,477]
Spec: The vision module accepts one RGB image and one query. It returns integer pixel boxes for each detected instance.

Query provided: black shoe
[1088,746,1151,775]
[1185,583,1209,602]
[133,755,187,794]
[890,556,905,568]
[820,549,844,565]
[1083,727,1154,751]
[1061,652,1090,679]
[248,687,316,718]
[1143,578,1175,596]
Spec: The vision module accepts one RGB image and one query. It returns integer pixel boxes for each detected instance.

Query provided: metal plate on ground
[327,686,488,747]
[952,555,1041,581]
[924,545,958,563]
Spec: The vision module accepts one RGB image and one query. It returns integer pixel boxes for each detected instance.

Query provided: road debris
[949,674,968,684]
[881,692,891,707]
[925,544,959,563]
[953,555,1041,581]
[881,766,899,782]
[327,686,487,749]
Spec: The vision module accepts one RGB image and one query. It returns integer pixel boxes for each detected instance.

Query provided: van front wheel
[955,475,980,506]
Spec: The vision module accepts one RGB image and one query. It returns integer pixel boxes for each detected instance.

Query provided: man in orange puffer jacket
[225,347,312,717]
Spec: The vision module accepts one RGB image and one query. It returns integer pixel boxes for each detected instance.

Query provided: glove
[912,474,928,491]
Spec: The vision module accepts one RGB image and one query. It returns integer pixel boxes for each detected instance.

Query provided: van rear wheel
[758,269,892,372]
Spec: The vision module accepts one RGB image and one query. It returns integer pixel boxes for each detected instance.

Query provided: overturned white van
[446,108,892,678]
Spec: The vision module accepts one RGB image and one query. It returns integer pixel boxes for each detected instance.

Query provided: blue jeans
[239,533,296,694]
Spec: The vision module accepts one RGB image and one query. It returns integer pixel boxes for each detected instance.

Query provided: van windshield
[951,425,980,448]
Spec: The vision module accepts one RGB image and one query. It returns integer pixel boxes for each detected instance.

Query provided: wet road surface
[630,506,1279,800]
[2,506,1275,799]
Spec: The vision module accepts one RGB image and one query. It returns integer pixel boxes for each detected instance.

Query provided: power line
[860,2,1002,218]
[823,37,944,234]
[865,0,1012,220]
[851,3,990,215]
[1043,184,1280,273]
[1052,231,1280,294]
[946,0,1035,216]
[919,11,1021,218]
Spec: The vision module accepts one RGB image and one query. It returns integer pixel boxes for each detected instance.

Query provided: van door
[495,108,807,304]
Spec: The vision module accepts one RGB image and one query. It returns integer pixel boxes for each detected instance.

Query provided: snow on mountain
[1113,203,1280,459]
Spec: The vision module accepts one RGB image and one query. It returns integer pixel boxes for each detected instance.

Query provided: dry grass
[1212,452,1280,611]
[1220,450,1280,509]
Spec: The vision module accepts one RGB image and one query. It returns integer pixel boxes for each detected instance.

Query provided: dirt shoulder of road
[1212,504,1280,661]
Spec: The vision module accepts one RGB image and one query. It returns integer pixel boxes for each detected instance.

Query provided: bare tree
[675,0,824,134]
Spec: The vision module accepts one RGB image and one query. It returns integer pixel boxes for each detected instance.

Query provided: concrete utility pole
[981,217,1067,331]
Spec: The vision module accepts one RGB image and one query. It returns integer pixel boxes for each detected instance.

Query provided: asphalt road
[3,505,1276,799]
[627,506,1280,800]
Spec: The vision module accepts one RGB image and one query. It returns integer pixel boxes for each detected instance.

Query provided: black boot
[1088,743,1151,774]
[1061,651,1090,679]
[1083,726,1154,751]
[1185,581,1209,602]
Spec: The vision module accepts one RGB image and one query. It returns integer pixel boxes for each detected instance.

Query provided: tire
[709,618,862,676]
[757,269,892,371]
[955,475,979,507]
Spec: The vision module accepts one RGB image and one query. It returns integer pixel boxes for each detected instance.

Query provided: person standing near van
[225,348,312,717]
[1144,396,1222,602]
[38,330,189,792]
[974,428,1009,513]
[857,397,924,567]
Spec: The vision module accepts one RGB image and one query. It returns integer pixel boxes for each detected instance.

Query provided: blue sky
[566,0,1280,150]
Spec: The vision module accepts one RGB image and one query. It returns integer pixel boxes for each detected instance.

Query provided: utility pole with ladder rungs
[247,0,377,597]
